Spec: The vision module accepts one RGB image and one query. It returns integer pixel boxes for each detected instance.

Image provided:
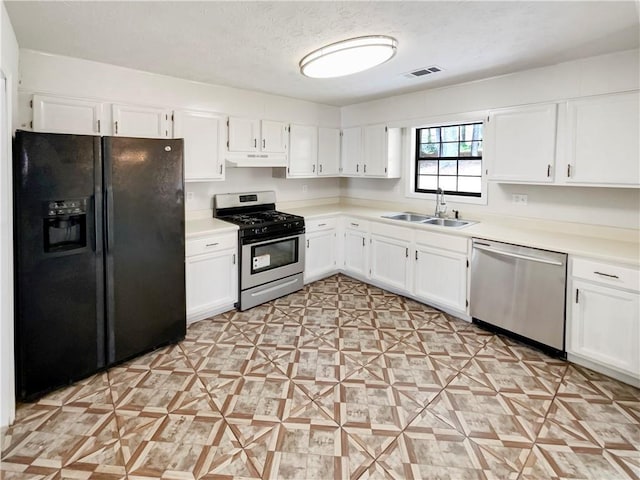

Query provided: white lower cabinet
[370,224,411,293]
[343,218,369,279]
[304,218,338,283]
[567,258,640,384]
[185,232,238,323]
[413,231,469,313]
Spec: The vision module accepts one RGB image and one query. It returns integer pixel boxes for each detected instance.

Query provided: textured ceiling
[5,1,640,106]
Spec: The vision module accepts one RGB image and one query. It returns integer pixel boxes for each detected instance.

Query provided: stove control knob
[262,226,268,233]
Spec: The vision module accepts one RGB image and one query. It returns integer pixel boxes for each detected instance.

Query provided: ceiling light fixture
[299,35,397,78]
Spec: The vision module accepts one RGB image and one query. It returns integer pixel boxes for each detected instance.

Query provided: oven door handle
[243,232,304,246]
[250,277,300,297]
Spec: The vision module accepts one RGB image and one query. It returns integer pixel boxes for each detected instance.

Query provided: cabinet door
[288,124,318,177]
[174,110,225,181]
[370,234,410,292]
[566,92,640,186]
[318,127,341,176]
[112,104,171,138]
[228,117,259,152]
[341,127,362,176]
[363,124,388,176]
[261,120,288,153]
[414,245,467,312]
[343,229,368,277]
[186,249,238,318]
[32,95,104,135]
[487,103,557,182]
[570,280,639,376]
[305,229,337,283]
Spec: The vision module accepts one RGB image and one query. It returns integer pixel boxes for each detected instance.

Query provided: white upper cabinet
[112,104,172,138]
[363,124,389,176]
[287,124,318,177]
[565,91,639,186]
[317,127,341,176]
[227,117,260,152]
[486,103,558,183]
[261,120,288,153]
[174,109,226,181]
[32,94,105,135]
[341,127,362,176]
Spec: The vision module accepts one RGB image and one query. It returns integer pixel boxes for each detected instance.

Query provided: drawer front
[415,230,468,254]
[572,257,639,292]
[306,217,337,232]
[344,217,369,233]
[370,221,413,241]
[186,233,237,257]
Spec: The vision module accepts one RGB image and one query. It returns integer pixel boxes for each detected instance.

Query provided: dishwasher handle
[473,243,564,266]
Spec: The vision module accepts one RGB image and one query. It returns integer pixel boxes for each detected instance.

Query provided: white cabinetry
[413,231,468,313]
[112,103,172,138]
[317,127,341,176]
[226,117,288,166]
[343,218,369,279]
[174,110,226,181]
[341,125,401,178]
[304,217,338,283]
[185,232,238,323]
[370,222,412,293]
[565,91,640,186]
[568,257,640,385]
[287,124,318,177]
[32,94,105,135]
[261,120,288,153]
[486,103,558,183]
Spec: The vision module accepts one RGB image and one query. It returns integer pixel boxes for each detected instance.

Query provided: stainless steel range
[214,191,305,310]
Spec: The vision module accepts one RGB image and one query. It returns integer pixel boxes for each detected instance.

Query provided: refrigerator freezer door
[103,137,186,365]
[13,131,104,400]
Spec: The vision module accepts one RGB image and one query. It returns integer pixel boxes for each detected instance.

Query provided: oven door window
[251,237,299,274]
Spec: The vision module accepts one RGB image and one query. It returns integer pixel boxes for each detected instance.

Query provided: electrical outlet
[302,184,308,194]
[512,194,528,205]
[186,192,194,202]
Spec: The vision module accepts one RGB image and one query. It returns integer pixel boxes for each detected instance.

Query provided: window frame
[414,122,484,198]
[404,114,488,206]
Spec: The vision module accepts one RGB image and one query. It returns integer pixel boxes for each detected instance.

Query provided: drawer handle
[350,222,359,227]
[594,271,619,279]
[317,223,327,227]
[205,242,219,247]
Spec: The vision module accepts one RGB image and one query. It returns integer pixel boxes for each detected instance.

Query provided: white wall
[0,1,19,430]
[341,50,640,229]
[16,49,342,214]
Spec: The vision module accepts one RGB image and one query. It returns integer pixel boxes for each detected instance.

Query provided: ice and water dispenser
[43,198,88,254]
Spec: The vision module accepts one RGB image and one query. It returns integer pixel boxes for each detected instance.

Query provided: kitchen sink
[382,213,433,222]
[381,212,476,228]
[422,218,473,228]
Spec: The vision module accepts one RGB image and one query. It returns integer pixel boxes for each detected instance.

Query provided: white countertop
[185,218,238,238]
[284,203,640,266]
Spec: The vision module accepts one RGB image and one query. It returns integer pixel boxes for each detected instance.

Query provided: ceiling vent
[404,66,443,79]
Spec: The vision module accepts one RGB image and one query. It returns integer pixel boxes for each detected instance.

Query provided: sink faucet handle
[452,209,460,219]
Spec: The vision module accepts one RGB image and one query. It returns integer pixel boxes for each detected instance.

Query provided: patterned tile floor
[2,274,639,479]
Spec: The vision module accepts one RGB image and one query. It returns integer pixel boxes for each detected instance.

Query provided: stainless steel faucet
[435,188,448,218]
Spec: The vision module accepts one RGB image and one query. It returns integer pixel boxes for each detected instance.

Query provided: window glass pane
[441,125,459,142]
[441,142,458,157]
[417,175,437,191]
[421,128,440,143]
[438,176,457,191]
[461,123,483,142]
[439,160,457,175]
[458,160,482,176]
[458,176,482,193]
[418,160,438,174]
[420,143,440,157]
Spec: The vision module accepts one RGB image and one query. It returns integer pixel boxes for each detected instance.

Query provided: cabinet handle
[405,247,408,258]
[262,139,265,149]
[219,164,223,175]
[567,164,571,177]
[350,222,359,227]
[232,253,236,265]
[97,120,101,133]
[547,164,551,177]
[575,288,579,303]
[318,223,326,227]
[415,251,418,260]
[114,121,118,135]
[594,271,619,279]
[356,164,359,173]
[312,164,316,173]
[306,239,309,248]
[362,238,365,247]
[254,138,257,148]
[364,164,367,173]
[205,242,219,247]
[319,164,323,173]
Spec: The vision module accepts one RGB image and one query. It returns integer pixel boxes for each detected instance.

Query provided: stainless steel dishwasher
[470,238,567,353]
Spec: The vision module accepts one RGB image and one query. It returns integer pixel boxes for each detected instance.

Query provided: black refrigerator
[13,130,186,400]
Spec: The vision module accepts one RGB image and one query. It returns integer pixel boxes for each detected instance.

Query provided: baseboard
[187,303,236,325]
[567,353,640,388]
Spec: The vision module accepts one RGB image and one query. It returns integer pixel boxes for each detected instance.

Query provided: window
[415,122,483,197]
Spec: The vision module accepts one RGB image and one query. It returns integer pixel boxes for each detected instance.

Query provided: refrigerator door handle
[106,188,114,252]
